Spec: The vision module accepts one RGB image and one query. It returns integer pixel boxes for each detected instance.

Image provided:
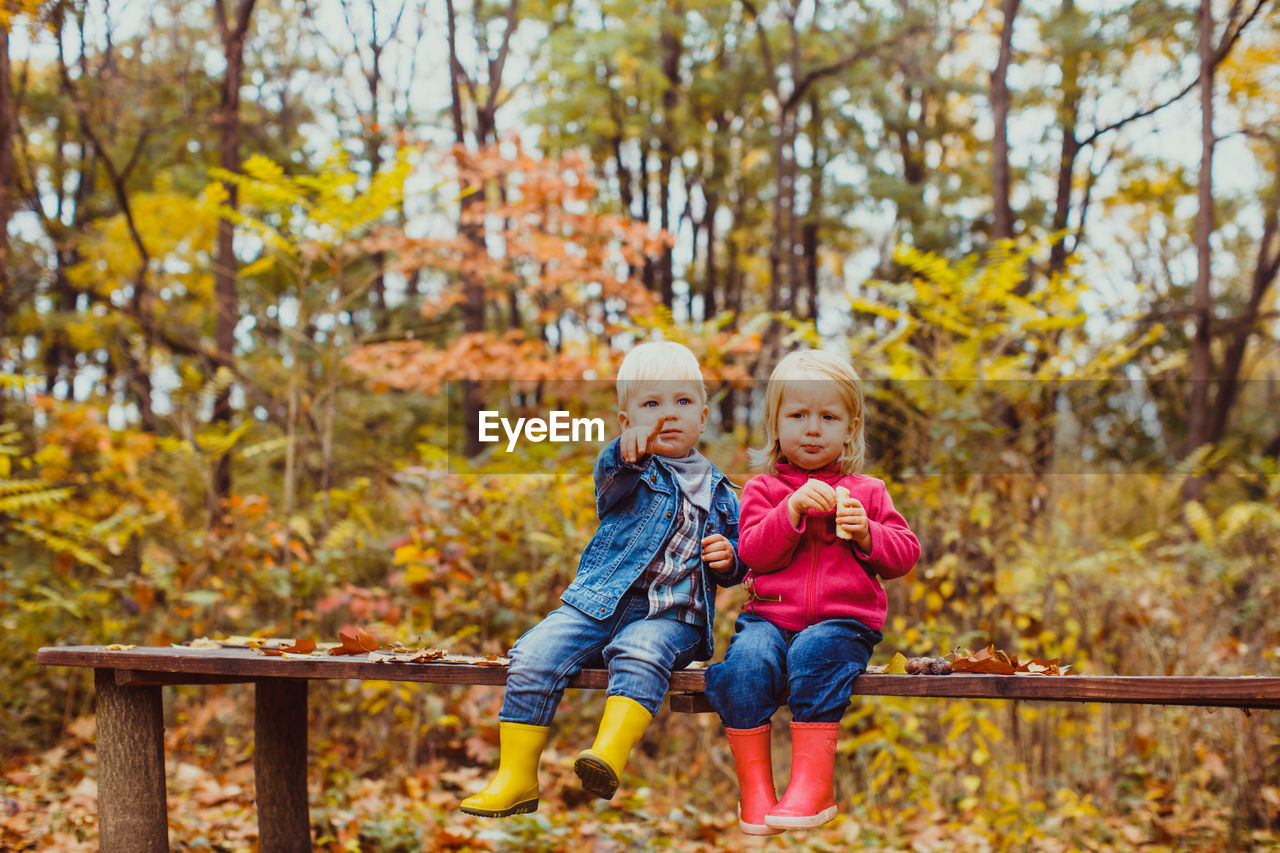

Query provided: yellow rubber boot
[458,722,549,817]
[574,695,653,799]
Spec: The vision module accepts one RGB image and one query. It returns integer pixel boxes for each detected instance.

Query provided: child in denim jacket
[460,341,743,817]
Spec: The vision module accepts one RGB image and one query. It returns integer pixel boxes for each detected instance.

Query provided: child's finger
[812,480,838,502]
[648,415,672,440]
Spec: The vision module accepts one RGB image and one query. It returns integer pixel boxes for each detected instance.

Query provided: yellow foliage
[206,148,415,257]
[0,0,46,28]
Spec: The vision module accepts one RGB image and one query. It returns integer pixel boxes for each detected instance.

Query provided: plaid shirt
[633,495,707,625]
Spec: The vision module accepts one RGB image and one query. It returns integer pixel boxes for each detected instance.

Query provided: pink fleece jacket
[737,462,920,632]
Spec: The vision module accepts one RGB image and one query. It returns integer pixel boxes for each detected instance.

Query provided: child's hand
[836,496,872,551]
[620,416,673,463]
[787,478,837,527]
[701,534,734,571]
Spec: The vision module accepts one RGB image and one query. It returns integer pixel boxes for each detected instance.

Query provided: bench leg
[94,669,169,852]
[254,679,311,853]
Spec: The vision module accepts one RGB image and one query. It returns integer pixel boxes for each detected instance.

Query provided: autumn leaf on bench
[329,627,380,656]
[259,638,318,657]
[950,646,1017,674]
[950,645,1072,675]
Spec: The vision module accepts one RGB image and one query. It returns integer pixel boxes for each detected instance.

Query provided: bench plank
[40,646,1280,710]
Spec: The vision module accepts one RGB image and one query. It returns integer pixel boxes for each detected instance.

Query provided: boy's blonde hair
[749,349,867,475]
[616,341,707,410]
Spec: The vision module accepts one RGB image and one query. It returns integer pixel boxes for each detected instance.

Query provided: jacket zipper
[806,533,817,627]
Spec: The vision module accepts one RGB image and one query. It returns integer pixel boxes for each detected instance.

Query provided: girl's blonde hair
[749,349,867,475]
[616,340,707,410]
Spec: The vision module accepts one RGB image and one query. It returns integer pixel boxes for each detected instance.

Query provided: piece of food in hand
[835,485,853,540]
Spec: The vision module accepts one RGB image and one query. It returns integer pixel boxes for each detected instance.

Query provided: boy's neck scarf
[658,450,714,512]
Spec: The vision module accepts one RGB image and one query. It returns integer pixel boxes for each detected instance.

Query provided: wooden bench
[38,644,1280,853]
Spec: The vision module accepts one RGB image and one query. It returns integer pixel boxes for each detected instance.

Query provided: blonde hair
[749,349,867,475]
[616,340,707,410]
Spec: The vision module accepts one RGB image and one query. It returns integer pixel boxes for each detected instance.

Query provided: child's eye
[677,397,692,405]
[643,400,658,407]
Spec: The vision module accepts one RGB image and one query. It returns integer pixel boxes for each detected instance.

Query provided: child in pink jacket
[704,349,920,835]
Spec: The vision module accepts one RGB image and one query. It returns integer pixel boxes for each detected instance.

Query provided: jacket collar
[775,461,843,487]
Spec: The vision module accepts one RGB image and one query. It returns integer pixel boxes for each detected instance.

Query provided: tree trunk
[639,136,655,292]
[658,25,680,310]
[991,0,1020,241]
[444,0,518,458]
[703,191,719,320]
[1209,199,1280,445]
[0,25,13,302]
[445,0,485,459]
[211,0,258,526]
[1047,2,1081,279]
[1185,0,1216,475]
[803,94,825,322]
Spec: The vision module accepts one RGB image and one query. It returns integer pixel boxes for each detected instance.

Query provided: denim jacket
[561,437,744,660]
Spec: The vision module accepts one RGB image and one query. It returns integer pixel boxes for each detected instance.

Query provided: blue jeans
[500,591,703,726]
[704,612,882,728]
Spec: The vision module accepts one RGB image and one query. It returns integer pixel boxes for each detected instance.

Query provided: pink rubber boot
[724,724,783,836]
[765,721,839,829]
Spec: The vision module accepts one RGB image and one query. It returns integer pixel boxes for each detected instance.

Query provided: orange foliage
[349,141,672,392]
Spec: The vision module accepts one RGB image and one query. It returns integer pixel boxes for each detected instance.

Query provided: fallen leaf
[885,652,909,675]
[260,638,318,656]
[951,646,1016,675]
[329,627,380,656]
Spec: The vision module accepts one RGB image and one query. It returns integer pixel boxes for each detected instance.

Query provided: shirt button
[666,512,672,518]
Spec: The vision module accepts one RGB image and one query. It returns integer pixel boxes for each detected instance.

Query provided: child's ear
[699,404,709,432]
[618,410,631,431]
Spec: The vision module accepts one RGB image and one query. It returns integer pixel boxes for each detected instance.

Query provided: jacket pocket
[712,499,738,538]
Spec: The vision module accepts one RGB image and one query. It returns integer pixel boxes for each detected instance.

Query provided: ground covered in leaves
[3,684,1277,853]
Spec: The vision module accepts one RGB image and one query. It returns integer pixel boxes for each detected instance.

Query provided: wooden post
[254,679,310,853]
[94,669,169,852]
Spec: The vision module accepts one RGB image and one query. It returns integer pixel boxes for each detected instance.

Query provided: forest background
[2,0,1280,850]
